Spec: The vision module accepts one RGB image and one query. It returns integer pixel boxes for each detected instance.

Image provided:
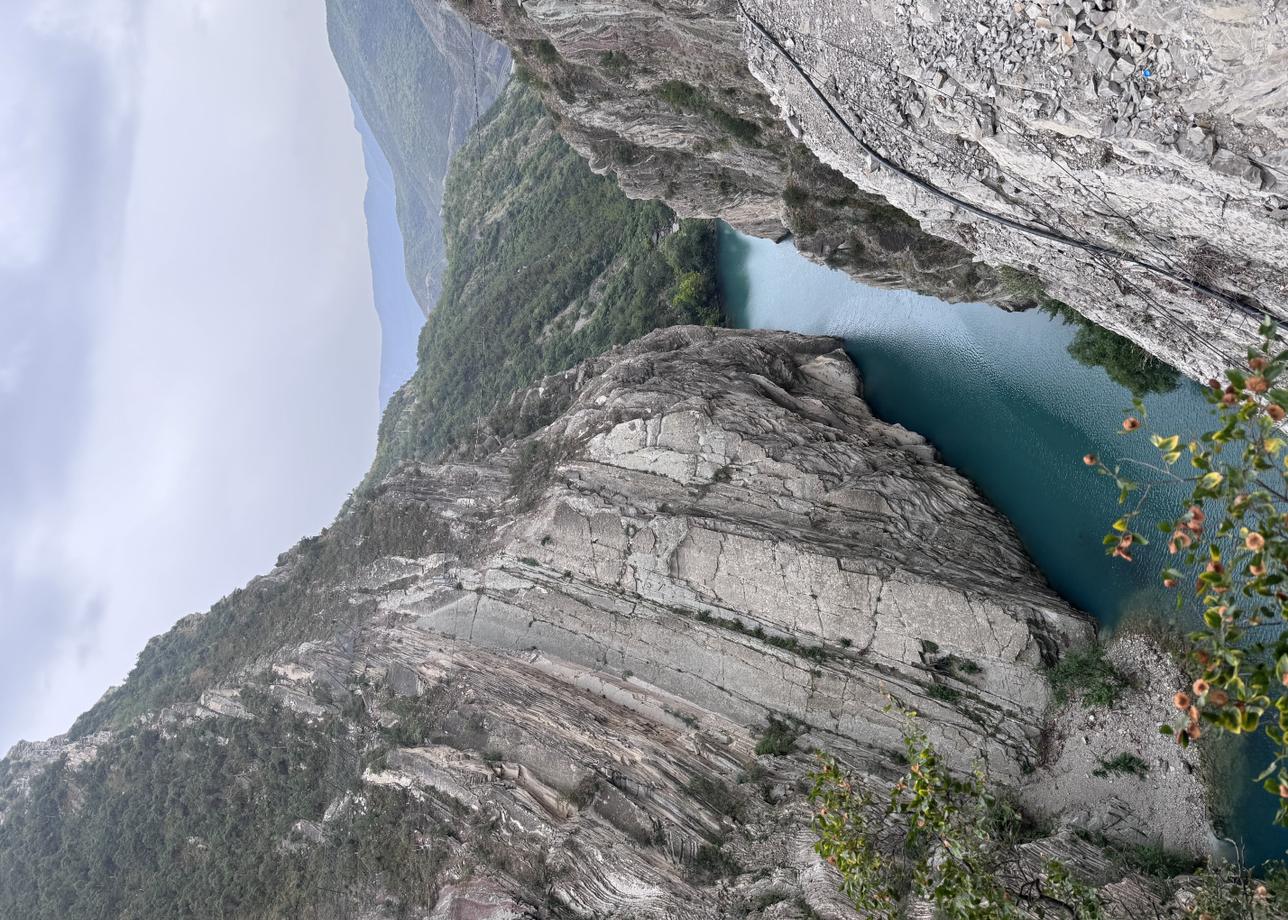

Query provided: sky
[0,0,382,753]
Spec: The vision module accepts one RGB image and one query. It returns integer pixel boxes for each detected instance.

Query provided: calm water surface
[718,223,1284,864]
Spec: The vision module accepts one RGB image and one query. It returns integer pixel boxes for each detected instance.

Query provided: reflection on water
[718,223,1285,864]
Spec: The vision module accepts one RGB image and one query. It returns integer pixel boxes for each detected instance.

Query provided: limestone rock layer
[447,0,1288,382]
[1,329,1210,918]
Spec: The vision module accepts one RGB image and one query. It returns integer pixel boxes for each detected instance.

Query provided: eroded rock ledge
[445,0,1288,383]
[3,328,1213,918]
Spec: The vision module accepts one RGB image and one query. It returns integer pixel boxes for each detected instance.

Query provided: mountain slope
[368,81,722,486]
[445,0,1288,385]
[327,0,511,316]
[0,327,1210,919]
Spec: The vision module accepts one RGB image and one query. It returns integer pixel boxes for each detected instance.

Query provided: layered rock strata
[447,0,1288,382]
[2,329,1212,918]
[430,0,1018,306]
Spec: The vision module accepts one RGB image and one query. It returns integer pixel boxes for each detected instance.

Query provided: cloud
[0,50,65,269]
[0,0,142,271]
[0,0,379,752]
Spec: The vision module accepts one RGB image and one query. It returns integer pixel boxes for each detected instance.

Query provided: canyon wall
[1,328,1211,918]
[446,0,1288,382]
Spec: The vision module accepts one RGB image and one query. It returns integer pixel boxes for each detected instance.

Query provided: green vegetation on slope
[65,491,456,739]
[998,267,1180,397]
[0,690,454,920]
[369,81,721,482]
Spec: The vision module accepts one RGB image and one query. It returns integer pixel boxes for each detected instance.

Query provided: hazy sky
[0,0,381,752]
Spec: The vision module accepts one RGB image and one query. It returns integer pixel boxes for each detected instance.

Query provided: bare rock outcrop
[445,0,1288,382]
[431,0,1019,306]
[1,329,1213,917]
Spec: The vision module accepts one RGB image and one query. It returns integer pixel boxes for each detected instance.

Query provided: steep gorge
[1,2,1267,917]
[444,0,1288,384]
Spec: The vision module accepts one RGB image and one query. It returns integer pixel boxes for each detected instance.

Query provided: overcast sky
[0,0,381,753]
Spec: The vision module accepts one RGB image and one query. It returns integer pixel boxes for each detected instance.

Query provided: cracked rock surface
[449,0,1288,383]
[2,328,1210,918]
[435,0,1021,307]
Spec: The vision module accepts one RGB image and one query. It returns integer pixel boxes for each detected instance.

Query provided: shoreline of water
[717,221,1284,866]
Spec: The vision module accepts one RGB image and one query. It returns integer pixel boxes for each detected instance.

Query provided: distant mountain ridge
[326,0,510,317]
[351,98,426,406]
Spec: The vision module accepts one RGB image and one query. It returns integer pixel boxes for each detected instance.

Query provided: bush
[927,683,962,704]
[529,38,560,66]
[1190,860,1288,919]
[1046,645,1130,709]
[656,79,704,110]
[755,717,800,756]
[598,50,630,74]
[810,715,1102,919]
[1092,752,1150,778]
[688,843,742,883]
[655,80,760,144]
[687,775,743,819]
[710,109,761,144]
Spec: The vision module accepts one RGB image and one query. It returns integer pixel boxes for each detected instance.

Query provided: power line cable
[735,0,1268,327]
[761,17,1215,285]
[737,0,1267,370]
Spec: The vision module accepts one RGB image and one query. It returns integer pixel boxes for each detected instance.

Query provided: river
[718,222,1284,865]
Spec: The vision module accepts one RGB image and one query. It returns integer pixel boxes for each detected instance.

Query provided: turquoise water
[718,223,1284,865]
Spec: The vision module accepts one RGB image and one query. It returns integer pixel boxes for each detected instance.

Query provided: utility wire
[735,0,1268,327]
[759,16,1211,287]
[742,7,1246,370]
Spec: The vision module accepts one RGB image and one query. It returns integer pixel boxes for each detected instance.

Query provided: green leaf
[1201,471,1224,489]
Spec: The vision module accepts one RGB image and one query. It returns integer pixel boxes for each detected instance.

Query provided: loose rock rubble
[452,0,1288,384]
[4,328,1216,917]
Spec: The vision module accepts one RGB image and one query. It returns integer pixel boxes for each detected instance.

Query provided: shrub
[687,775,743,819]
[927,683,962,704]
[598,50,631,73]
[933,654,983,677]
[1046,645,1130,708]
[1117,841,1197,878]
[656,79,704,111]
[688,842,742,883]
[655,80,760,144]
[710,109,761,143]
[1095,320,1288,827]
[510,440,559,508]
[1092,752,1150,778]
[810,714,1103,919]
[1188,860,1288,920]
[755,717,800,756]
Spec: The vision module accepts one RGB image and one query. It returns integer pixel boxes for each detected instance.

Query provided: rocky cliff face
[445,0,1288,382]
[429,0,1018,307]
[1,328,1211,918]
